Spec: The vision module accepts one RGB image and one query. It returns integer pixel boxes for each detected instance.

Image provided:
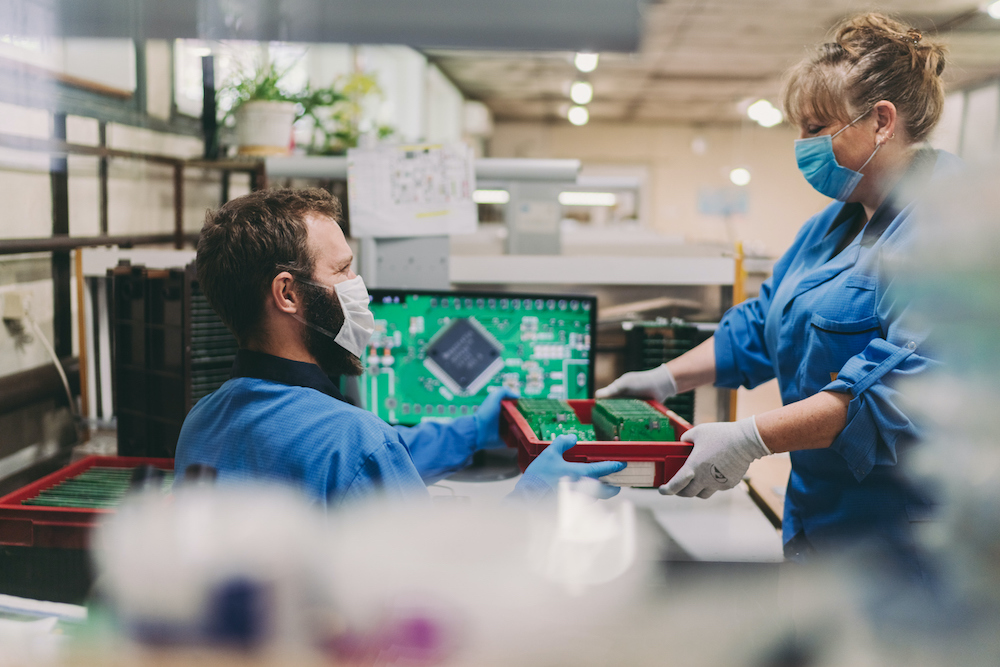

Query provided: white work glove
[659,416,770,499]
[595,364,678,402]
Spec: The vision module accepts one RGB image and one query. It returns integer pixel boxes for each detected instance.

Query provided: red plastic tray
[500,399,694,488]
[0,455,174,549]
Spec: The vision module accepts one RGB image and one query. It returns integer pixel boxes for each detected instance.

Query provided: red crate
[500,399,694,488]
[0,456,174,550]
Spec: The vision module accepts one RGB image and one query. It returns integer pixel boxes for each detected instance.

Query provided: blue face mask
[795,110,881,201]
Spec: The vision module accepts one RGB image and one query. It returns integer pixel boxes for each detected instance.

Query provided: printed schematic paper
[347,143,477,237]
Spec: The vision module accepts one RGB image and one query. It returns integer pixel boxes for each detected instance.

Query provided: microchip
[424,317,505,395]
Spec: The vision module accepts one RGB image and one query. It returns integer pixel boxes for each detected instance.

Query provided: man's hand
[595,364,678,402]
[524,435,627,499]
[473,387,519,450]
[659,417,770,499]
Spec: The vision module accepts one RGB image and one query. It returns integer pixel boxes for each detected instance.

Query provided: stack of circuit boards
[18,466,174,509]
[517,397,675,442]
[517,399,596,441]
[591,398,676,442]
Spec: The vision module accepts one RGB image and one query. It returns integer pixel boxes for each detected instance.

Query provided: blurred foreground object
[891,160,1000,629]
[89,480,649,665]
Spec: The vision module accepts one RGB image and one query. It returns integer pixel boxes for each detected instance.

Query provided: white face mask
[293,275,376,358]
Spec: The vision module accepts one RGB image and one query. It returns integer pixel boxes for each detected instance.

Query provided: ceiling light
[559,192,617,206]
[570,81,593,105]
[757,107,783,128]
[747,99,774,122]
[574,52,599,73]
[730,168,751,186]
[746,99,783,128]
[473,189,510,205]
[567,105,589,126]
[988,0,1000,18]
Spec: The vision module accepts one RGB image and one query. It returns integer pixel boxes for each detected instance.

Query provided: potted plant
[222,59,304,156]
[299,72,394,155]
[221,59,394,157]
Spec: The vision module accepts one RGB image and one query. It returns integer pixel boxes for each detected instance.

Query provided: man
[175,188,622,505]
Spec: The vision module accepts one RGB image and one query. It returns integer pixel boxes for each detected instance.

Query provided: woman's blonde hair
[783,13,947,142]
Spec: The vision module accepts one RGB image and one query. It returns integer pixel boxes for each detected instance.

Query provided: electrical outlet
[2,291,30,321]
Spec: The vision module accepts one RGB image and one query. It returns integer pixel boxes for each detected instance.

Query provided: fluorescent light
[567,105,589,126]
[570,81,593,105]
[988,0,1000,18]
[746,99,772,122]
[746,99,783,128]
[473,189,510,205]
[757,107,783,127]
[729,168,751,186]
[559,191,617,206]
[574,52,599,73]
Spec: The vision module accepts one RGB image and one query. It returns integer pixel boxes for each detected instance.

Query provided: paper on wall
[347,142,477,238]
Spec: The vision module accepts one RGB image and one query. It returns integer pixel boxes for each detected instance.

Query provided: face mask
[794,110,881,201]
[293,275,375,359]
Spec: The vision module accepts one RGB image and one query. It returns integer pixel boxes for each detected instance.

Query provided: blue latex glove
[473,386,520,450]
[520,435,627,500]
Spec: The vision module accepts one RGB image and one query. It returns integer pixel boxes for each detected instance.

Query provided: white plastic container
[235,100,297,156]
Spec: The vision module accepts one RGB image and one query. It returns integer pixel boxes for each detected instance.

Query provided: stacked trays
[111,262,237,458]
[0,456,174,603]
[622,321,709,423]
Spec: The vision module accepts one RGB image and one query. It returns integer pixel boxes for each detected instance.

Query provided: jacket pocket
[810,313,880,334]
[798,312,881,395]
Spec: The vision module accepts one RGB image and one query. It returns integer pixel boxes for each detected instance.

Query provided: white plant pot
[235,100,297,156]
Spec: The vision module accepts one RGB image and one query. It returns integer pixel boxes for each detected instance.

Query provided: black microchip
[426,318,502,391]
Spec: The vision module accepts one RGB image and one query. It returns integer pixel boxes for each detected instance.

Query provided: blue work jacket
[175,350,553,506]
[714,149,961,551]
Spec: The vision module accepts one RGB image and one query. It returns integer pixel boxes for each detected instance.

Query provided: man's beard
[300,280,365,378]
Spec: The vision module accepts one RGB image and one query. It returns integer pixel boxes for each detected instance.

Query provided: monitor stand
[446,447,521,482]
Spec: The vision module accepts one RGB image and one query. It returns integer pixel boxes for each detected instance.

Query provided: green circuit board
[361,291,595,425]
[592,398,676,442]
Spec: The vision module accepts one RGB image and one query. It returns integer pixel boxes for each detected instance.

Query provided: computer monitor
[363,289,597,425]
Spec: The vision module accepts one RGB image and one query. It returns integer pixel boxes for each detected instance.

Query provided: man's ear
[270,271,299,314]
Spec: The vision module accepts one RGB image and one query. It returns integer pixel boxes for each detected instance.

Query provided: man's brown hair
[196,188,342,347]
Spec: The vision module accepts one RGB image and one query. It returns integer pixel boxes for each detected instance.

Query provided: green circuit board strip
[20,467,174,509]
[362,293,593,425]
[592,399,676,442]
[517,398,589,439]
[514,398,675,442]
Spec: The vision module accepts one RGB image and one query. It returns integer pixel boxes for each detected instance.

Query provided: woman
[597,13,960,561]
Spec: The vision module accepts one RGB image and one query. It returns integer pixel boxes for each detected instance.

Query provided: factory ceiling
[425,0,1000,125]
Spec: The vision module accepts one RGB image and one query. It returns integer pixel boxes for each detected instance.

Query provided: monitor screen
[363,289,597,425]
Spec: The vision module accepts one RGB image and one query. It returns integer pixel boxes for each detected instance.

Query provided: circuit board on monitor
[362,290,596,425]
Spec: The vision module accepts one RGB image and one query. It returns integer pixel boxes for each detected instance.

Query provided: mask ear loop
[857,142,882,173]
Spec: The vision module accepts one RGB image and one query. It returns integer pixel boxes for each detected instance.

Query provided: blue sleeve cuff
[451,415,481,451]
[821,340,922,482]
[506,472,554,504]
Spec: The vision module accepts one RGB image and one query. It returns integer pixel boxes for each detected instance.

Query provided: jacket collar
[822,146,938,248]
[231,349,346,402]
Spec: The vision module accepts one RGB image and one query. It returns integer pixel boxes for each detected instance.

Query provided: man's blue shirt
[174,350,480,505]
[714,149,961,551]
